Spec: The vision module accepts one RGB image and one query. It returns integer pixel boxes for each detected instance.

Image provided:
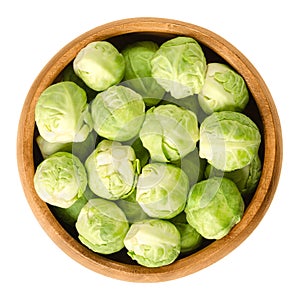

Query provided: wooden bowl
[17,17,283,282]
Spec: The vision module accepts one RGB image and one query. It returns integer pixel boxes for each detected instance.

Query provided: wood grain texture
[17,18,283,282]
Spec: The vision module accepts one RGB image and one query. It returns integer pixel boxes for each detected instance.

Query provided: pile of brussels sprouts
[33,36,262,268]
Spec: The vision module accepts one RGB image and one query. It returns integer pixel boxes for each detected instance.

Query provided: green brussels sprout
[36,130,97,162]
[199,111,261,172]
[117,190,150,224]
[205,153,262,196]
[170,212,203,253]
[198,63,249,114]
[151,36,207,99]
[85,140,140,200]
[91,85,145,142]
[121,41,165,106]
[136,163,189,219]
[185,177,245,240]
[35,81,93,143]
[124,219,181,267]
[73,41,125,91]
[76,198,129,254]
[34,152,87,208]
[139,104,199,162]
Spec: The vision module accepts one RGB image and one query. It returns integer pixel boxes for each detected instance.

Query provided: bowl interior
[18,18,281,282]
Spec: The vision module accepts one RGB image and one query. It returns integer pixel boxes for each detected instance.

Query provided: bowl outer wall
[17,17,283,282]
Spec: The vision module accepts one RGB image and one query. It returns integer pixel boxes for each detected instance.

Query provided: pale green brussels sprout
[73,41,125,91]
[121,41,165,106]
[76,198,129,254]
[139,104,199,162]
[199,111,261,172]
[198,63,249,114]
[34,152,87,208]
[85,140,140,200]
[117,190,150,224]
[35,81,93,143]
[151,36,207,99]
[36,130,97,162]
[124,219,181,267]
[170,212,203,253]
[136,163,189,219]
[205,153,262,196]
[91,85,145,142]
[185,177,245,240]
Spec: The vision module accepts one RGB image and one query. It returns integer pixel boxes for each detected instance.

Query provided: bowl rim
[17,17,283,282]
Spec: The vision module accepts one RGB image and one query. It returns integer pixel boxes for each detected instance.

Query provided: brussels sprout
[205,153,262,196]
[136,163,189,219]
[199,111,261,172]
[76,198,129,254]
[35,81,93,143]
[73,41,125,91]
[117,190,150,224]
[85,140,140,200]
[185,177,244,240]
[198,63,249,114]
[170,212,203,253]
[139,104,199,162]
[34,152,87,208]
[124,219,181,267]
[91,85,145,142]
[151,36,207,99]
[121,41,165,106]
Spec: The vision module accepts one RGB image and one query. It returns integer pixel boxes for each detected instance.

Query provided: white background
[2,0,298,299]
